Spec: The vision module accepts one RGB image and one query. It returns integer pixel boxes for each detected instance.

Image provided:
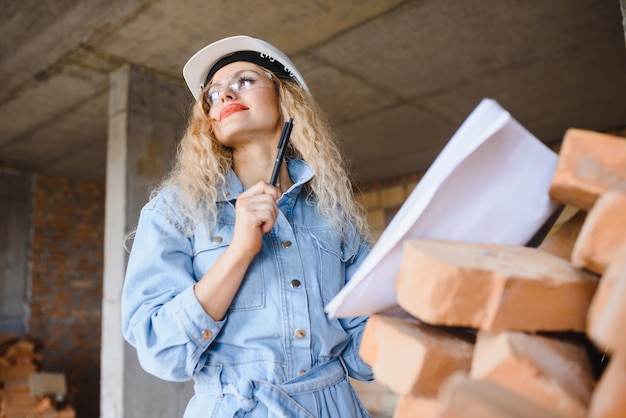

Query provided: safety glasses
[203,69,274,108]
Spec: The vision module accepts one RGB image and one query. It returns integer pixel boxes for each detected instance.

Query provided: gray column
[102,64,194,418]
[0,170,32,335]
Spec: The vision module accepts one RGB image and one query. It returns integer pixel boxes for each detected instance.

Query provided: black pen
[269,117,293,186]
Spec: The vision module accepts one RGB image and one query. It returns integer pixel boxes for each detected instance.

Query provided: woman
[121,35,374,417]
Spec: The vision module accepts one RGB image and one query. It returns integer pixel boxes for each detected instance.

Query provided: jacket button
[202,330,213,340]
[294,329,306,339]
[212,236,223,244]
[290,279,301,288]
[298,370,306,375]
[281,241,292,248]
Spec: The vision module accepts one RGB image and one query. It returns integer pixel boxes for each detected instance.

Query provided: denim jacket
[122,159,374,417]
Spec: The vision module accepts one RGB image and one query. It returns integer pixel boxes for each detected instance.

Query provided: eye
[230,74,258,92]
[206,89,220,106]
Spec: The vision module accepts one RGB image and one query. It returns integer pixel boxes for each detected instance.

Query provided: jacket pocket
[193,224,265,311]
[310,230,355,306]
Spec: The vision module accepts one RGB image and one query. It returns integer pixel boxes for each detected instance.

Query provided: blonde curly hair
[156,71,371,243]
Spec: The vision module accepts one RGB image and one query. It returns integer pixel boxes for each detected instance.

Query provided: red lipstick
[220,104,248,121]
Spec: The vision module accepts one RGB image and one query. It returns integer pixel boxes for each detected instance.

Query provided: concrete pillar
[0,170,32,335]
[101,65,193,418]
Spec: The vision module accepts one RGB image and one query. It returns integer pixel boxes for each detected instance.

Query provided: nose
[219,85,236,103]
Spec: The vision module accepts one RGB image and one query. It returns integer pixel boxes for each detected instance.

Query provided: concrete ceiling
[1,0,625,184]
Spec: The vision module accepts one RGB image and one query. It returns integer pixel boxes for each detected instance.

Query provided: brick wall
[29,175,105,418]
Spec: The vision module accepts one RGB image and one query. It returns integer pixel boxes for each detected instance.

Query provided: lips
[220,104,249,121]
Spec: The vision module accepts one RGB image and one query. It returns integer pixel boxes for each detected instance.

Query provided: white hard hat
[183,35,310,100]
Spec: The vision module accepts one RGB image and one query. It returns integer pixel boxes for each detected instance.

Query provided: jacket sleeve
[121,197,225,382]
[338,235,374,382]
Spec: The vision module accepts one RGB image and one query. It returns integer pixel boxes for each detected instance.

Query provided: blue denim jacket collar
[219,159,314,203]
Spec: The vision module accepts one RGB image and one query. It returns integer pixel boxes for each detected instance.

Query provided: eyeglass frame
[201,68,275,110]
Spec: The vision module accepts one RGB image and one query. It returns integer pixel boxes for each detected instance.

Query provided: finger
[237,198,278,226]
[237,195,278,215]
[246,207,277,232]
[244,181,280,200]
[243,203,277,221]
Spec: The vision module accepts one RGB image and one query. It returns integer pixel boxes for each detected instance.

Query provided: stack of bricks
[359,128,626,418]
[0,334,75,418]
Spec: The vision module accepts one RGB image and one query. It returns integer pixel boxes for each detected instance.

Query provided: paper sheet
[325,98,561,318]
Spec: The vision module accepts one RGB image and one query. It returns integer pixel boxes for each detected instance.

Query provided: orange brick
[0,362,37,382]
[360,314,474,397]
[396,239,599,332]
[381,185,406,208]
[357,189,380,210]
[587,244,626,354]
[571,191,626,275]
[588,352,626,418]
[539,206,586,260]
[367,208,387,229]
[5,340,36,363]
[393,394,439,418]
[437,372,567,418]
[470,331,594,418]
[549,129,626,211]
[0,386,38,415]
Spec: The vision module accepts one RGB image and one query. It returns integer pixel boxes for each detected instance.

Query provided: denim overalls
[122,160,373,417]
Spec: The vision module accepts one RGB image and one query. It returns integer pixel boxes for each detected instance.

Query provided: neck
[232,144,293,192]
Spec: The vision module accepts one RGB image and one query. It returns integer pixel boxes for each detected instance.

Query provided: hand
[231,181,280,257]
